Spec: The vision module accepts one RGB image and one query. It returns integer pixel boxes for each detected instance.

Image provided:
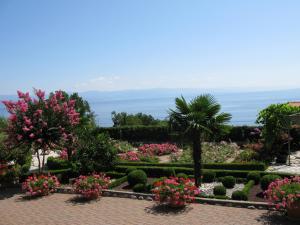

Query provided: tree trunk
[193,131,202,187]
[42,150,45,172]
[36,150,41,174]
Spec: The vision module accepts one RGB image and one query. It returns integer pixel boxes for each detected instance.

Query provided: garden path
[0,193,297,225]
[266,150,300,175]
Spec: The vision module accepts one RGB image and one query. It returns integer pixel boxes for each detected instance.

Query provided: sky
[0,0,300,95]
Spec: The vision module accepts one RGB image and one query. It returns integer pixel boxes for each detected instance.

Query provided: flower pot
[287,201,300,221]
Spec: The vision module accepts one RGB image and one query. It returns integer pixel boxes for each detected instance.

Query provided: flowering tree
[2,89,80,172]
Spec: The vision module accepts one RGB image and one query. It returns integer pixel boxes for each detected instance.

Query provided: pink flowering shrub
[22,174,60,197]
[2,89,80,172]
[118,151,140,161]
[138,143,178,156]
[74,173,110,199]
[265,176,300,209]
[152,177,200,207]
[59,148,76,160]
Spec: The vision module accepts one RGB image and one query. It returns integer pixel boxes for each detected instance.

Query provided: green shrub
[177,173,188,179]
[145,183,153,193]
[232,190,248,201]
[222,176,236,188]
[127,170,147,186]
[233,149,259,163]
[247,171,261,185]
[260,174,281,190]
[133,183,146,192]
[213,185,226,196]
[109,176,127,189]
[125,167,137,175]
[105,171,126,179]
[203,171,216,183]
[47,157,71,170]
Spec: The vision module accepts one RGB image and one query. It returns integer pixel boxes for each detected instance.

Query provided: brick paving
[0,192,297,225]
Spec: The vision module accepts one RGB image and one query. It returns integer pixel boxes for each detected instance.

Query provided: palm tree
[169,94,231,187]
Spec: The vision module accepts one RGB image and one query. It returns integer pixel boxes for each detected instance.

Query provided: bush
[109,176,127,189]
[74,173,110,199]
[222,176,236,188]
[213,185,226,196]
[133,183,146,192]
[75,132,117,173]
[177,173,188,179]
[232,190,248,201]
[125,167,137,175]
[47,157,71,170]
[127,170,147,186]
[260,174,281,190]
[247,172,261,185]
[203,171,216,183]
[96,125,169,142]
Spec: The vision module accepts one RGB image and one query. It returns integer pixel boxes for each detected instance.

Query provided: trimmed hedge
[47,157,71,170]
[222,176,236,188]
[231,180,255,201]
[260,174,281,191]
[109,176,128,189]
[95,126,169,142]
[105,171,126,179]
[127,170,147,186]
[117,162,266,171]
[96,125,264,143]
[115,165,262,178]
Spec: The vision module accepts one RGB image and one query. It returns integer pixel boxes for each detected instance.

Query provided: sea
[1,88,300,127]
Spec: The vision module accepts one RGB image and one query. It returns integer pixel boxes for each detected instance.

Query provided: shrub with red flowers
[138,143,179,156]
[74,173,110,199]
[118,151,140,161]
[265,176,300,209]
[2,89,80,172]
[152,177,200,207]
[22,174,60,197]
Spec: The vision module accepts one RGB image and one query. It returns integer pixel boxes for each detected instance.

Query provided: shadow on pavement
[144,204,192,216]
[0,187,22,200]
[256,211,299,225]
[65,195,101,205]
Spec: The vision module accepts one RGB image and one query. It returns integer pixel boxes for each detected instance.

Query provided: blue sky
[0,0,300,94]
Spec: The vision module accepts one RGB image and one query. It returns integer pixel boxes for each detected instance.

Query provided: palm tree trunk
[193,132,201,187]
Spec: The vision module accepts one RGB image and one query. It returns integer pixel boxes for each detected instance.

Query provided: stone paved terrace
[266,151,300,175]
[0,190,297,225]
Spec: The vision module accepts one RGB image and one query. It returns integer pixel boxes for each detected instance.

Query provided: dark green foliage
[125,167,137,175]
[117,162,266,171]
[247,171,261,185]
[222,176,236,188]
[116,165,264,178]
[96,126,170,142]
[223,126,260,142]
[133,183,146,192]
[203,171,216,183]
[105,171,126,179]
[127,170,147,186]
[109,176,128,189]
[176,173,188,179]
[163,167,175,177]
[260,174,281,190]
[47,157,71,170]
[75,132,117,173]
[243,180,255,195]
[111,111,166,127]
[213,185,226,196]
[231,190,248,201]
[145,183,153,193]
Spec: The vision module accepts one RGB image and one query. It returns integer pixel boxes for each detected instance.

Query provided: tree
[257,103,300,156]
[169,95,231,187]
[2,89,80,172]
[111,111,166,126]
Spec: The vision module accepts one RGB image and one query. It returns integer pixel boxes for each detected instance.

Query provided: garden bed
[248,185,267,202]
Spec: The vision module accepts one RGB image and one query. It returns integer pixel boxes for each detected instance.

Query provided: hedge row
[95,126,170,142]
[115,165,263,178]
[109,176,128,189]
[117,162,266,171]
[231,180,255,201]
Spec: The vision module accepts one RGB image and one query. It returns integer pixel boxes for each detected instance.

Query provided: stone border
[55,187,273,210]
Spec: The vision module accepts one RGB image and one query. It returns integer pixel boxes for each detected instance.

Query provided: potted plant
[74,173,110,199]
[22,174,60,197]
[265,176,300,220]
[152,177,200,208]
